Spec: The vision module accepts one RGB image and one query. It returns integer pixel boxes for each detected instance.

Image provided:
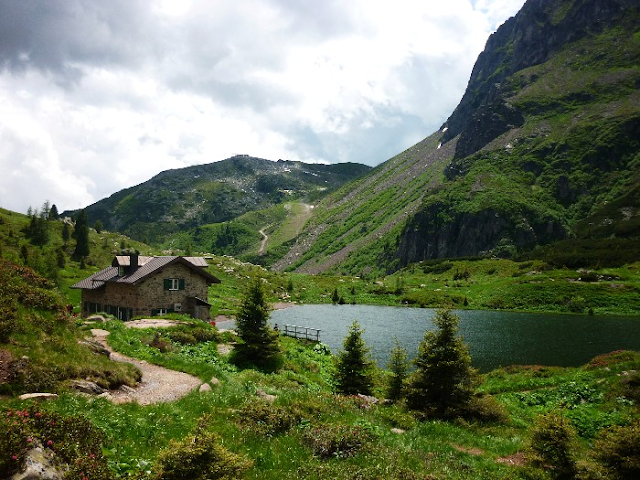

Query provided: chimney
[128,251,140,273]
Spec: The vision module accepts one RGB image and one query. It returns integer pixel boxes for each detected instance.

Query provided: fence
[280,324,321,342]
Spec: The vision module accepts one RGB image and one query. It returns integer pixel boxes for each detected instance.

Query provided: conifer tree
[386,337,409,402]
[406,308,478,417]
[73,209,90,259]
[334,320,375,395]
[233,278,282,371]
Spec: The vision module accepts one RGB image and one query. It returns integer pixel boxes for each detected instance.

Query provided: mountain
[273,0,640,274]
[63,156,371,245]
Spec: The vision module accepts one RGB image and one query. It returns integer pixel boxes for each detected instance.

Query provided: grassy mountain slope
[64,156,370,246]
[270,133,454,275]
[274,0,640,275]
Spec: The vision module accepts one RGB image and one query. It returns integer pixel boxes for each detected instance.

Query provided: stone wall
[81,262,211,321]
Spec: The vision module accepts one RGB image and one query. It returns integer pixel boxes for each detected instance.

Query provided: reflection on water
[269,304,640,372]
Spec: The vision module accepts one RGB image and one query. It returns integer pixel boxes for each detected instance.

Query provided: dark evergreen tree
[386,337,409,402]
[73,210,90,259]
[233,278,282,371]
[49,204,59,220]
[331,287,339,304]
[62,222,70,243]
[334,320,375,395]
[406,308,478,417]
[94,220,103,234]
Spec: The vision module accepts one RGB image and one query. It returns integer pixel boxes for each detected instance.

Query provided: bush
[154,416,252,480]
[0,408,113,480]
[594,421,640,480]
[237,401,301,436]
[528,412,578,479]
[464,395,509,423]
[301,423,375,459]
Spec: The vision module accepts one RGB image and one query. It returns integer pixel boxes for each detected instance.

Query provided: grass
[3,322,638,479]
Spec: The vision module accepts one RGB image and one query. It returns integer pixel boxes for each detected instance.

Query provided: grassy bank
[2,316,639,479]
[205,256,640,317]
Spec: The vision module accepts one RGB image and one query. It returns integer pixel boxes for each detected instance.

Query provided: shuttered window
[164,278,185,291]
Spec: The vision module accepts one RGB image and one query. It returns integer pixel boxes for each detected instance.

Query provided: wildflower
[46,440,53,447]
[35,412,42,418]
[27,437,33,443]
[11,455,18,461]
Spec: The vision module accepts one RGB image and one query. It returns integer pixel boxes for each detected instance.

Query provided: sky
[0,0,526,214]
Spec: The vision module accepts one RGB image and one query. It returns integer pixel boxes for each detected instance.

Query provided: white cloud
[0,0,526,213]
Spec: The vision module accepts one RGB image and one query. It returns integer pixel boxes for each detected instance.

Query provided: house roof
[71,256,220,290]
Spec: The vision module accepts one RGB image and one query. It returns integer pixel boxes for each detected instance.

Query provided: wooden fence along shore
[279,324,321,342]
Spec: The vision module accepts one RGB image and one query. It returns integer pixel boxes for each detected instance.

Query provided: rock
[78,339,111,357]
[87,314,107,323]
[69,380,105,395]
[11,443,63,480]
[120,385,137,394]
[256,389,277,403]
[390,428,406,435]
[18,393,58,401]
[356,394,378,409]
[199,383,212,392]
[210,376,220,385]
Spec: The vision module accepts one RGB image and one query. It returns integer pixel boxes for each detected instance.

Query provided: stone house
[71,254,220,321]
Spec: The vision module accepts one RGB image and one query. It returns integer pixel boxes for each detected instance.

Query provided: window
[164,278,185,291]
[118,266,125,276]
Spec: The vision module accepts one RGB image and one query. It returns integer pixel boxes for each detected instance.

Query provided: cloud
[0,0,526,213]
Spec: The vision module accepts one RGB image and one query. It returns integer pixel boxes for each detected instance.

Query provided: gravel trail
[90,328,202,405]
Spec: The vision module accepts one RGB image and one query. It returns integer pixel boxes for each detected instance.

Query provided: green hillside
[274,0,640,275]
[63,156,370,247]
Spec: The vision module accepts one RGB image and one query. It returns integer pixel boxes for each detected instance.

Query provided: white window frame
[169,278,180,291]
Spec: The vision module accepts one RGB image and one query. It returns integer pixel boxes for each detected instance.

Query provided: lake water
[263,304,640,372]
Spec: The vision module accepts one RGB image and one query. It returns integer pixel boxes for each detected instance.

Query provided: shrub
[528,412,578,479]
[464,395,509,423]
[154,416,252,480]
[594,421,640,480]
[0,408,113,480]
[301,423,375,459]
[237,401,301,436]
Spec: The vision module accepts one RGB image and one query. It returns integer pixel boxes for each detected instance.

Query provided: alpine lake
[257,305,640,372]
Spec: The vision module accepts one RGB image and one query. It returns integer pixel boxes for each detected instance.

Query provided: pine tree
[49,204,59,220]
[73,210,90,259]
[233,278,282,371]
[386,338,409,402]
[406,308,478,417]
[334,320,375,395]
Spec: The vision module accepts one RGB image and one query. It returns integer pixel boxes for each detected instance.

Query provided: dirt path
[258,226,269,254]
[90,328,202,405]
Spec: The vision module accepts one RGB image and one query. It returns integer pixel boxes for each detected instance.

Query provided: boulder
[10,443,63,480]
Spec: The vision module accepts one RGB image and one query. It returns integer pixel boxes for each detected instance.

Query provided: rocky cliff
[394,0,640,266]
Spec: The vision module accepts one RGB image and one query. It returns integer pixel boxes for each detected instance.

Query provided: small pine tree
[94,220,103,234]
[73,210,90,259]
[331,288,339,304]
[334,321,375,395]
[406,308,478,417]
[62,222,70,243]
[386,338,409,402]
[233,278,282,371]
[49,204,59,220]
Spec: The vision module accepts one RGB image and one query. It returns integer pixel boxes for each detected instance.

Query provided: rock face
[397,205,566,264]
[393,0,640,265]
[441,0,634,159]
